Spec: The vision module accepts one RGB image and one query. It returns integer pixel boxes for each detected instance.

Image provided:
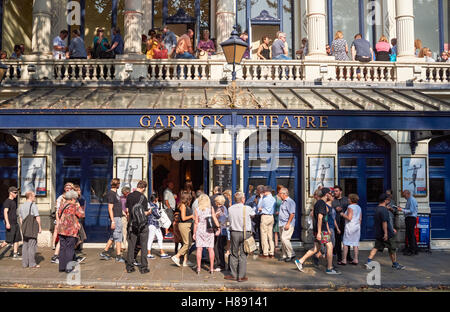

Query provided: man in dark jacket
[125,180,151,274]
[332,185,353,264]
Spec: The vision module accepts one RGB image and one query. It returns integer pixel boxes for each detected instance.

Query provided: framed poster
[401,157,427,197]
[116,157,143,191]
[308,156,335,196]
[20,156,47,197]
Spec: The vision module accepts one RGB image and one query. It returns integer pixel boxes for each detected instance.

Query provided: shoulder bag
[243,205,257,254]
[22,203,39,239]
[158,202,172,229]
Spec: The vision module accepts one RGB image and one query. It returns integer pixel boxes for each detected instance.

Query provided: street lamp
[220,26,248,203]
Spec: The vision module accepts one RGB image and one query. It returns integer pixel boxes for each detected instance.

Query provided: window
[366,178,384,202]
[332,0,359,48]
[1,0,33,54]
[152,0,210,32]
[430,178,445,202]
[90,178,108,204]
[414,0,440,56]
[366,158,384,167]
[0,158,17,167]
[340,178,358,196]
[340,158,357,167]
[63,158,81,167]
[429,158,445,167]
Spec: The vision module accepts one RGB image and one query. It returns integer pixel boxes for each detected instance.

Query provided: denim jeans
[273,54,291,60]
[176,52,195,59]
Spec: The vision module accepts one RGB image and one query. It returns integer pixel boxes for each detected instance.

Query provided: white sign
[402,157,427,197]
[309,157,335,196]
[116,157,143,191]
[20,157,47,196]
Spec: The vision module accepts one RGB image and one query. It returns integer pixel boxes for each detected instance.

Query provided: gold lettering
[256,115,266,127]
[306,116,317,128]
[214,115,224,128]
[294,116,305,128]
[154,116,164,128]
[270,115,278,127]
[139,115,151,128]
[167,115,176,128]
[319,116,328,128]
[243,115,254,127]
[281,116,292,128]
[201,115,211,127]
[181,115,191,127]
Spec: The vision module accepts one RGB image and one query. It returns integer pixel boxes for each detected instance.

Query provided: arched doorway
[149,131,209,198]
[429,136,450,239]
[244,131,302,239]
[56,130,113,242]
[338,131,391,240]
[0,133,18,241]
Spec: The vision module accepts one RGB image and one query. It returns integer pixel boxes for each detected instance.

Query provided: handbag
[197,50,208,60]
[22,203,39,239]
[243,205,257,254]
[158,204,172,229]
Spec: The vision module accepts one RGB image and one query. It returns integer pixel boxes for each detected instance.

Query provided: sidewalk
[0,246,449,291]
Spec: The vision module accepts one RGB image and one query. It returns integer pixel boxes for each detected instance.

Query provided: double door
[338,153,390,240]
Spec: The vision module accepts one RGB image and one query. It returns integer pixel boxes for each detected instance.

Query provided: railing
[1,58,449,84]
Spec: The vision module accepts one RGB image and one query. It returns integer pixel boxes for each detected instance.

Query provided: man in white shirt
[163,181,176,238]
[53,30,69,60]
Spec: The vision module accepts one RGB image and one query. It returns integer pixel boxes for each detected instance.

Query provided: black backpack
[130,195,147,233]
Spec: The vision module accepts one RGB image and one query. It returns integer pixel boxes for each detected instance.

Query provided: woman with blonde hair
[375,35,392,61]
[340,193,362,265]
[414,39,422,56]
[418,47,436,62]
[193,194,219,274]
[331,30,349,61]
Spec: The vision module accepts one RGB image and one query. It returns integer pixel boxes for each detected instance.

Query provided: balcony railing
[1,58,449,85]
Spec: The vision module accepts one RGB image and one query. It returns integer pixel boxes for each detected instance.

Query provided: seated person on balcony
[152,34,168,60]
[418,47,435,62]
[146,30,159,59]
[272,32,291,60]
[375,35,392,61]
[331,31,349,61]
[53,30,69,60]
[106,27,124,58]
[68,29,87,59]
[93,28,112,59]
[240,31,251,60]
[197,29,215,57]
[163,26,178,58]
[10,45,24,60]
[438,51,449,62]
[175,29,195,59]
[351,33,373,63]
[0,51,7,60]
[256,37,271,60]
[295,38,308,59]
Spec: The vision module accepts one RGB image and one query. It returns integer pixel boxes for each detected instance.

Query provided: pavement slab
[0,247,449,290]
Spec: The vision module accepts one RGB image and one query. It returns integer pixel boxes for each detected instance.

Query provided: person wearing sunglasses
[1,187,22,259]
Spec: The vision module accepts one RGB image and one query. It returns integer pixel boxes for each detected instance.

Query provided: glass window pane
[445,0,449,51]
[276,177,295,200]
[332,0,359,50]
[367,178,384,202]
[63,158,81,167]
[366,158,384,167]
[2,0,33,54]
[278,158,295,168]
[430,158,445,167]
[364,0,385,47]
[152,0,210,31]
[283,0,294,57]
[247,178,269,195]
[90,179,108,204]
[414,0,440,57]
[340,178,358,196]
[92,158,108,166]
[0,158,17,166]
[63,178,81,190]
[340,158,357,167]
[430,178,445,202]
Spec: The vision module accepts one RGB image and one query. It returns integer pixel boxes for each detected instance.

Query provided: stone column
[215,0,235,54]
[31,0,53,55]
[142,0,152,37]
[305,0,327,58]
[124,0,143,55]
[395,0,415,60]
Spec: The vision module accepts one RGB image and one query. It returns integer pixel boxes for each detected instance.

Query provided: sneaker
[51,255,59,264]
[12,253,22,260]
[392,263,406,270]
[326,269,342,275]
[100,252,112,260]
[160,254,170,259]
[171,255,181,267]
[164,233,174,239]
[214,267,222,272]
[76,256,86,263]
[115,256,125,263]
[183,260,194,267]
[294,259,303,272]
[313,256,320,267]
[364,262,372,270]
[147,254,156,259]
[133,260,141,267]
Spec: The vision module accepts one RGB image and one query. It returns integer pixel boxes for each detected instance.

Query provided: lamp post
[220,26,248,202]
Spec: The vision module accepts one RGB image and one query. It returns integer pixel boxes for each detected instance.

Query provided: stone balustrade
[1,58,449,85]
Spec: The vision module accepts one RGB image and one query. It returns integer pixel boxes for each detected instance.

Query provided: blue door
[244,131,302,239]
[0,134,18,241]
[429,136,450,239]
[56,131,113,243]
[338,131,390,240]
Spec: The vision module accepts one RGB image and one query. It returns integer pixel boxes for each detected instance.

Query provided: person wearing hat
[1,186,22,259]
[295,187,341,274]
[257,185,276,258]
[365,193,405,270]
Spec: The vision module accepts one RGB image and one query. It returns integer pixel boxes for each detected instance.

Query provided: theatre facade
[1,0,450,248]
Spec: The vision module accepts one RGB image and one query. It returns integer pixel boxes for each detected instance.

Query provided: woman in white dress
[340,193,362,265]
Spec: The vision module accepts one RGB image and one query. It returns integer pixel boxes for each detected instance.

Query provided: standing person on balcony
[93,28,112,59]
[175,29,195,59]
[162,26,178,59]
[240,31,251,60]
[272,32,291,60]
[146,29,158,59]
[53,30,69,60]
[414,39,422,57]
[106,27,124,58]
[197,29,215,58]
[295,38,308,59]
[10,45,24,60]
[68,29,87,59]
[390,38,398,62]
[375,35,392,61]
[331,31,349,61]
[256,37,271,60]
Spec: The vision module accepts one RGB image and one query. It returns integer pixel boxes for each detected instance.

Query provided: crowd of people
[0,174,420,280]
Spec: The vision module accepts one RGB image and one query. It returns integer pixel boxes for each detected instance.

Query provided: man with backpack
[125,180,151,274]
